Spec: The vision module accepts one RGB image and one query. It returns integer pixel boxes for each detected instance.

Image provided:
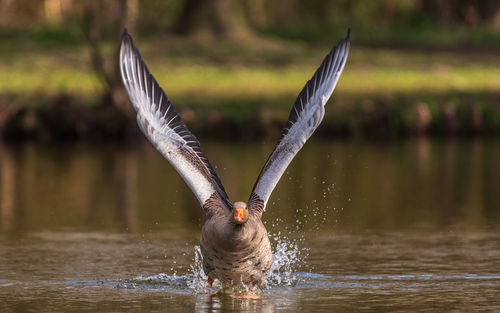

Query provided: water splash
[186,245,218,293]
[116,232,306,294]
[264,233,306,288]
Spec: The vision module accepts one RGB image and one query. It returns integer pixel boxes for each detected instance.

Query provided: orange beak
[234,208,245,223]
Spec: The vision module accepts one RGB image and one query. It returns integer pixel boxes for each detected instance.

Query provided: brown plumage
[201,202,272,287]
[119,29,350,288]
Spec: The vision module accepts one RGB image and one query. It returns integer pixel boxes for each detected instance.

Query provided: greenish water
[1,139,499,312]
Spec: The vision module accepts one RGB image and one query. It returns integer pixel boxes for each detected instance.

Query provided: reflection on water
[0,139,499,312]
[1,139,499,233]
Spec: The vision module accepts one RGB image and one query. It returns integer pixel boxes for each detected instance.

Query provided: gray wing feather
[248,30,350,213]
[119,29,231,213]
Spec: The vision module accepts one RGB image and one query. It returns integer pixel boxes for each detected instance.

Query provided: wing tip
[121,27,131,42]
[339,28,351,51]
[120,28,134,53]
[335,28,350,52]
[332,28,350,63]
[327,28,350,61]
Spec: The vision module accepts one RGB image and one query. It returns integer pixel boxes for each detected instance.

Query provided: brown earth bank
[1,92,500,142]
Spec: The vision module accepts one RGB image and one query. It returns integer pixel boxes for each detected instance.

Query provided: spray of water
[264,233,306,288]
[187,245,212,292]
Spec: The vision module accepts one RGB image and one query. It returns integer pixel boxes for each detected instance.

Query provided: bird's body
[200,209,272,287]
[119,29,350,290]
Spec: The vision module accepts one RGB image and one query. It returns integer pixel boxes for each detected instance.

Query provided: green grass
[1,37,499,105]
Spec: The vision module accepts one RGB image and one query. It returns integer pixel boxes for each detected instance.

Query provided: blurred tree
[475,0,500,30]
[44,0,63,24]
[420,1,456,25]
[172,0,250,39]
[262,0,419,31]
[3,0,500,36]
[79,0,138,116]
[0,0,41,28]
[420,0,500,27]
[243,0,267,29]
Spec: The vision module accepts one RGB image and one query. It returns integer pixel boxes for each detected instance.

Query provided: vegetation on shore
[1,0,500,141]
[1,29,499,141]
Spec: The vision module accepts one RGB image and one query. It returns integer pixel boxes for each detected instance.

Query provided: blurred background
[0,0,500,234]
[0,0,499,140]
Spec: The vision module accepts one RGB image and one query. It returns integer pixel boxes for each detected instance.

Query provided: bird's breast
[200,218,273,286]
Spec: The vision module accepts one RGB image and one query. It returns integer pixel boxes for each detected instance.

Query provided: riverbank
[1,34,499,141]
[2,90,499,142]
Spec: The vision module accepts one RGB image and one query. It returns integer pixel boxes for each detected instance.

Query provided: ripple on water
[110,228,500,297]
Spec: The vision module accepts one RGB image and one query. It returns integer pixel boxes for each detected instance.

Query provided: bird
[119,29,350,290]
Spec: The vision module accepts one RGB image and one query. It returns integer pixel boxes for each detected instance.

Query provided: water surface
[1,139,499,312]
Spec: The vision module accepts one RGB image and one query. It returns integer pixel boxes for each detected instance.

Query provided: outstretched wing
[248,30,350,213]
[119,29,231,215]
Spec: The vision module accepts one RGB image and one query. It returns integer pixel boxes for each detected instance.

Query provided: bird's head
[232,201,248,224]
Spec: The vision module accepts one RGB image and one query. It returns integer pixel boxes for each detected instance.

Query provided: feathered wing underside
[119,29,231,214]
[248,30,350,213]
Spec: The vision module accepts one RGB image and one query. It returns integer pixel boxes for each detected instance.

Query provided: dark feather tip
[121,28,133,45]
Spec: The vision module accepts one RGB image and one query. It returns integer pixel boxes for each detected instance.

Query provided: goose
[119,29,350,290]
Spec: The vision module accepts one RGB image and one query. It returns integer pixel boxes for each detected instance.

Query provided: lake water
[1,139,499,312]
